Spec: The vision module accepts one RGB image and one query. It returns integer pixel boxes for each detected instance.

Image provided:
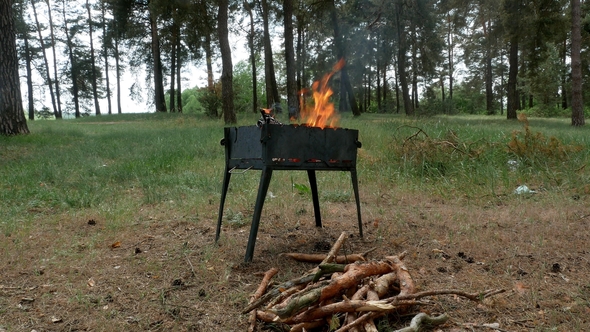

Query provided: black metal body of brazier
[215,124,363,262]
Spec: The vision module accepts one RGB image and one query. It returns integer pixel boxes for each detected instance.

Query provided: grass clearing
[0,113,589,331]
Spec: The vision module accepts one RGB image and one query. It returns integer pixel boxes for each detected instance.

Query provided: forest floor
[1,186,589,332]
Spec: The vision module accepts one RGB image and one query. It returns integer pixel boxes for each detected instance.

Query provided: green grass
[1,112,589,236]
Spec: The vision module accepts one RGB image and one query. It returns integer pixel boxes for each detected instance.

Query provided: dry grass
[1,184,589,331]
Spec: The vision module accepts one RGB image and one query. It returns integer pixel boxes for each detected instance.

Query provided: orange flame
[298,59,345,129]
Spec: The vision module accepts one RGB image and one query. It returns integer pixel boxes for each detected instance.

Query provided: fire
[298,59,345,129]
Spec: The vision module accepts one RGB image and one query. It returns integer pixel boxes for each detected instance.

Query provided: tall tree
[261,0,280,109]
[503,0,521,120]
[283,0,298,119]
[244,0,258,114]
[571,0,584,126]
[62,0,82,118]
[149,1,167,112]
[46,0,64,117]
[329,0,360,116]
[86,0,101,115]
[1,0,29,135]
[31,0,60,118]
[101,0,113,114]
[218,0,236,123]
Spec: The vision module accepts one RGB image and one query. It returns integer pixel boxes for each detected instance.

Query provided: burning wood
[244,232,505,331]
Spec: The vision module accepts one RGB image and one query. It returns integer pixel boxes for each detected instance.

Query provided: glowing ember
[298,59,345,129]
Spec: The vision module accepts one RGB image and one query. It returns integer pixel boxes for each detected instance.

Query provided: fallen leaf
[111,241,121,248]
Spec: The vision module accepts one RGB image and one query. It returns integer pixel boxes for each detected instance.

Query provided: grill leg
[351,169,363,238]
[307,170,322,228]
[215,167,232,242]
[245,167,273,262]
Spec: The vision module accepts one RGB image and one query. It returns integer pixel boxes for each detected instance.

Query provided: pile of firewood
[244,232,504,332]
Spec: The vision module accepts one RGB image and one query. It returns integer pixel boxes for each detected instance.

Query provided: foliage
[507,114,584,165]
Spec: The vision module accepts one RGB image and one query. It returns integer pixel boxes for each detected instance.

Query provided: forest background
[9,0,590,126]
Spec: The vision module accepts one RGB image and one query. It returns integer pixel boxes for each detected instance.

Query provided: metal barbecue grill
[215,124,363,262]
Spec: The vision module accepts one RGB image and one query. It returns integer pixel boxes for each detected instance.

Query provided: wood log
[248,268,279,332]
[272,259,397,319]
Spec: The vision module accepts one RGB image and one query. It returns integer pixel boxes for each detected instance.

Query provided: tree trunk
[329,0,360,116]
[284,0,298,119]
[506,36,518,120]
[244,0,258,114]
[205,33,214,91]
[62,2,81,118]
[23,31,35,120]
[176,35,182,113]
[483,20,494,115]
[169,20,177,113]
[115,37,122,114]
[261,0,280,109]
[46,0,63,118]
[571,0,584,126]
[86,0,101,115]
[31,0,59,119]
[0,0,29,135]
[395,0,412,115]
[149,5,167,113]
[218,0,236,124]
[101,0,112,114]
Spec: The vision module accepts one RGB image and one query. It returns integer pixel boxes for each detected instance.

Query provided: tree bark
[261,0,280,109]
[101,0,112,114]
[149,4,167,113]
[31,0,59,119]
[176,35,182,113]
[23,30,35,120]
[169,18,177,113]
[506,36,518,120]
[284,0,298,119]
[218,0,236,123]
[0,0,29,135]
[395,0,413,115]
[330,0,360,116]
[244,0,258,114]
[62,1,81,118]
[571,0,584,126]
[86,0,101,115]
[46,0,63,118]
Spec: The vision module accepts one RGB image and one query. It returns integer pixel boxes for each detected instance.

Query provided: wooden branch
[281,253,367,264]
[272,259,397,319]
[393,313,449,332]
[386,288,506,303]
[321,231,348,264]
[363,290,380,332]
[242,272,318,314]
[248,268,279,332]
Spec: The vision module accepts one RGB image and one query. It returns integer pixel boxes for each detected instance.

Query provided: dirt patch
[1,191,589,331]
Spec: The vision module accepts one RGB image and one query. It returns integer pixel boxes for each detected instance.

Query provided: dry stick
[363,289,380,332]
[282,247,377,264]
[248,268,279,332]
[321,231,348,265]
[393,313,449,332]
[271,259,397,319]
[281,253,366,264]
[244,232,350,315]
